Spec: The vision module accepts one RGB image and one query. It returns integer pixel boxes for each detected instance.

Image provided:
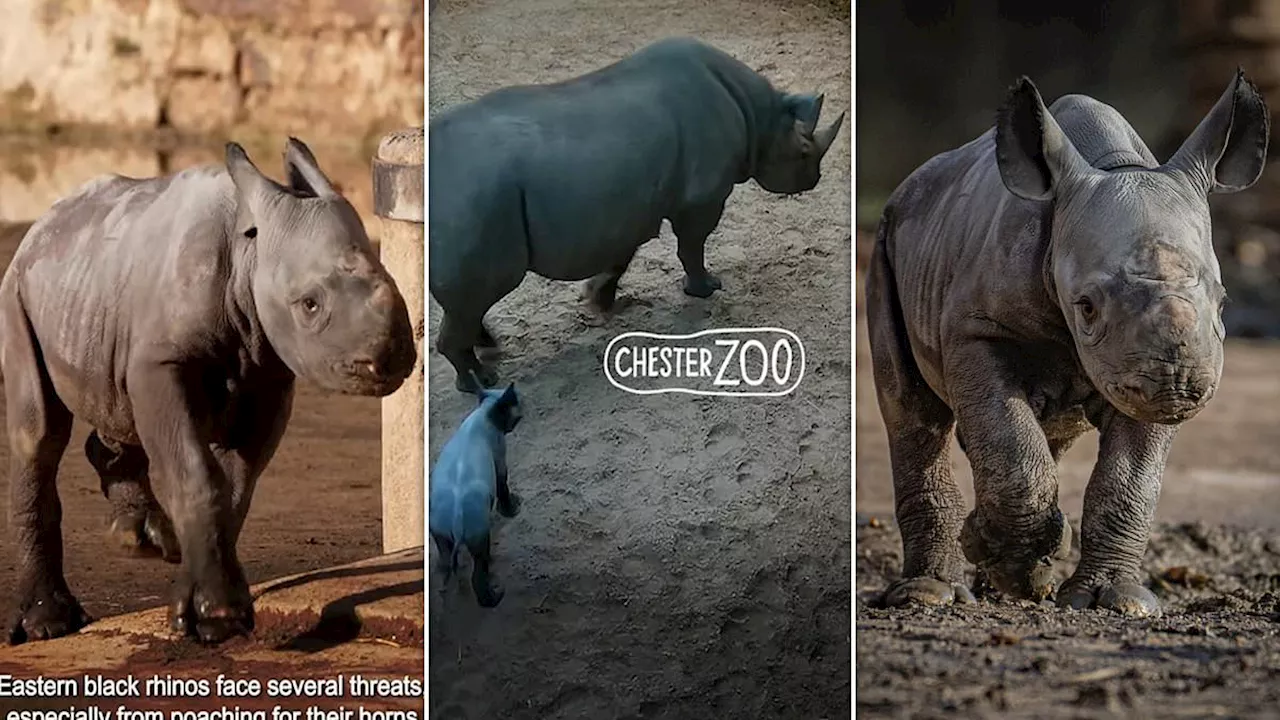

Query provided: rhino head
[753,92,845,195]
[996,71,1270,425]
[226,138,416,397]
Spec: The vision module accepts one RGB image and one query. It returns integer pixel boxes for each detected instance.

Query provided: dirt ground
[426,1,851,719]
[0,221,390,630]
[854,233,1280,718]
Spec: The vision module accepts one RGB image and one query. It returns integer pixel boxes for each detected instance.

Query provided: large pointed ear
[1165,68,1269,195]
[498,382,517,407]
[225,142,279,238]
[995,76,1094,202]
[283,137,339,198]
[786,93,825,136]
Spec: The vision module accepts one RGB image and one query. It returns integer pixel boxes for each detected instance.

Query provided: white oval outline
[602,327,806,397]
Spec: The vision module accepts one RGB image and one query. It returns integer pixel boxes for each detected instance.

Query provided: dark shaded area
[856,0,1184,222]
[856,0,1280,337]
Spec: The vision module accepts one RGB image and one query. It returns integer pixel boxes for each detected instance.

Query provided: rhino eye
[300,297,320,314]
[1075,297,1097,324]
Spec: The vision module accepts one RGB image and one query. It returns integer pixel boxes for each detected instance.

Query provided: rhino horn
[283,137,339,199]
[815,110,845,157]
[225,142,280,237]
[1165,67,1269,195]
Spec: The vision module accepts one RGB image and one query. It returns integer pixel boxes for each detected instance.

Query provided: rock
[0,0,423,141]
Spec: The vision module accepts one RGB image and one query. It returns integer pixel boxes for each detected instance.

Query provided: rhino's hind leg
[1058,413,1173,619]
[865,220,968,608]
[466,533,504,608]
[85,432,180,563]
[3,297,88,644]
[582,248,638,314]
[438,312,497,393]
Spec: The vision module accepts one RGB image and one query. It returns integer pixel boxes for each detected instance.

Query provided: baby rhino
[5,138,416,645]
[430,382,524,607]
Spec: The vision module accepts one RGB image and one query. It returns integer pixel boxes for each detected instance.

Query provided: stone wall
[0,0,424,146]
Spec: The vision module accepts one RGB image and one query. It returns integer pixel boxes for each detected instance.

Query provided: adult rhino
[867,71,1269,617]
[5,139,416,644]
[429,36,844,392]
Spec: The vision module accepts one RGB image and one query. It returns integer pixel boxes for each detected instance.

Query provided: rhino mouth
[1104,381,1213,425]
[328,355,415,397]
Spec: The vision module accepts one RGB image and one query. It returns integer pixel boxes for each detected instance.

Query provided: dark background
[855,0,1280,335]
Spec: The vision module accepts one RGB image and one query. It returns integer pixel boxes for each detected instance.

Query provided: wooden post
[372,127,425,554]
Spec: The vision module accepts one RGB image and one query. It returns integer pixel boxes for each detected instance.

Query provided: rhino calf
[429,382,523,607]
[867,71,1269,617]
[4,139,416,644]
[429,36,844,392]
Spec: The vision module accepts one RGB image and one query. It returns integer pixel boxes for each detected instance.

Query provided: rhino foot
[1058,579,1161,618]
[456,365,499,393]
[497,491,522,519]
[882,577,975,608]
[960,508,1072,601]
[169,568,254,644]
[108,508,181,563]
[8,587,91,645]
[683,272,722,299]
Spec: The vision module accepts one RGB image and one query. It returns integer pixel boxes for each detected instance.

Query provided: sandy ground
[854,233,1280,718]
[0,222,390,626]
[426,1,851,718]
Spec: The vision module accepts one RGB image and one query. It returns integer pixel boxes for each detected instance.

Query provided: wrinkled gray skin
[429,36,844,392]
[428,381,523,608]
[4,138,416,644]
[867,71,1269,618]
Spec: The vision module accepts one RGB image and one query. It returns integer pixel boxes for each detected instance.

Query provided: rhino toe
[682,272,723,298]
[882,577,975,608]
[1058,579,1161,618]
[108,509,181,563]
[9,589,91,645]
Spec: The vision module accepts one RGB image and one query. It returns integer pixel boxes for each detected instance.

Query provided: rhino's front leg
[214,380,294,544]
[130,363,251,644]
[1058,410,1174,618]
[952,343,1072,601]
[672,200,727,298]
[85,433,180,563]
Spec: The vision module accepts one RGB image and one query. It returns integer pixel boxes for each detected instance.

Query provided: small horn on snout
[283,137,339,199]
[815,111,845,156]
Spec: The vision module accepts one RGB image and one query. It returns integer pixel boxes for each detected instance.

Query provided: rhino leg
[212,379,294,546]
[582,248,638,313]
[85,432,180,563]
[672,200,727,299]
[951,344,1071,602]
[466,532,504,608]
[3,296,89,644]
[865,221,970,608]
[1058,411,1172,618]
[476,321,499,350]
[128,363,253,644]
[439,312,498,392]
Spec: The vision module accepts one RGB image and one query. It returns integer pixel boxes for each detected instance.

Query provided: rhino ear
[995,76,1093,202]
[787,93,824,136]
[1165,68,1269,195]
[226,142,279,238]
[283,137,339,199]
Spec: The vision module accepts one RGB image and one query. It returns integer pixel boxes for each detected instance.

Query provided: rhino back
[428,37,776,284]
[4,166,239,438]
